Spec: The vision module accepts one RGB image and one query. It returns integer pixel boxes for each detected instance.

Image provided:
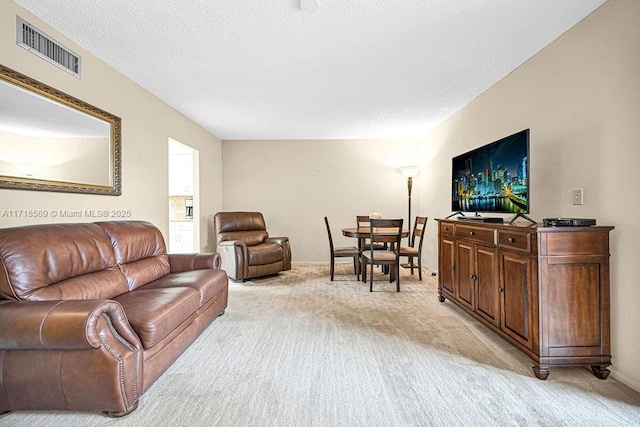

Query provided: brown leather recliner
[214,212,291,281]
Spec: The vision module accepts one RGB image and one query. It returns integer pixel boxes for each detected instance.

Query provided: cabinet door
[455,241,475,310]
[540,256,609,358]
[500,250,533,349]
[169,222,194,254]
[439,237,456,297]
[169,154,193,195]
[475,245,500,326]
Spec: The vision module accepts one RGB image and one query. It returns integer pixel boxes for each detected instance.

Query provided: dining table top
[341,227,410,238]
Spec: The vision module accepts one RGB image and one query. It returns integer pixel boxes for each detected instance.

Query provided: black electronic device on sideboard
[447,129,535,225]
[543,217,596,227]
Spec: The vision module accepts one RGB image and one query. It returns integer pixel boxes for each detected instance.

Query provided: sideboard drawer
[439,222,454,237]
[498,230,531,253]
[455,225,496,245]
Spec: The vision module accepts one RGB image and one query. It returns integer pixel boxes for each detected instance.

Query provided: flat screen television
[451,129,529,215]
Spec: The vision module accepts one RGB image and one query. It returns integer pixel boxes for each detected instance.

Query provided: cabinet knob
[508,237,515,243]
[469,231,475,236]
[498,287,504,292]
[470,274,477,280]
[451,265,456,270]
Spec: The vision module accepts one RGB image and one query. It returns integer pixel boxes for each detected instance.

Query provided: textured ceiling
[13,0,607,140]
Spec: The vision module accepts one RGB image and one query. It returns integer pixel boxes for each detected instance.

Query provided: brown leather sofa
[214,212,291,281]
[0,221,228,417]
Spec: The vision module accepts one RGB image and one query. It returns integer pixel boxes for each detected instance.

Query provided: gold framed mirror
[0,64,121,195]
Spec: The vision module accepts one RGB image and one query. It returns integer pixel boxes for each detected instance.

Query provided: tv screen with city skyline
[451,129,530,214]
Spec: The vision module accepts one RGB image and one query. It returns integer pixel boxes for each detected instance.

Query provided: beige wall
[221,139,423,262]
[420,0,640,390]
[0,0,223,250]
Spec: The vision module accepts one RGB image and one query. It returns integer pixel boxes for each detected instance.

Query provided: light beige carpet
[3,264,640,426]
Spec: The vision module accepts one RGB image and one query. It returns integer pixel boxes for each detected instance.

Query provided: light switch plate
[572,188,584,205]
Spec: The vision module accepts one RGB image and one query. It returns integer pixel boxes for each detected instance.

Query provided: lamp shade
[400,166,420,178]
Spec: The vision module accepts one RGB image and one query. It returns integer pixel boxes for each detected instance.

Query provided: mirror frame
[0,64,121,195]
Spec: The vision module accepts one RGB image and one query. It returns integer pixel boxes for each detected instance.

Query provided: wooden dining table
[341,227,409,240]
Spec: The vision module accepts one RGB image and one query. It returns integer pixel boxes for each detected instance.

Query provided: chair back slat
[356,215,371,227]
[411,216,428,247]
[369,218,403,249]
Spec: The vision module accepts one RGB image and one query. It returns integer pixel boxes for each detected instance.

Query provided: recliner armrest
[266,236,292,271]
[168,253,222,273]
[216,240,248,280]
[0,299,140,351]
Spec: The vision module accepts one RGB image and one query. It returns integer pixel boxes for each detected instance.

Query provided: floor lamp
[400,166,420,268]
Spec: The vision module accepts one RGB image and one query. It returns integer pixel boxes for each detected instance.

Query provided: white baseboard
[423,265,438,276]
[610,369,640,393]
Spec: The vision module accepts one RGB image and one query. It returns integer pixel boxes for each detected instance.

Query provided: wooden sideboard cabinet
[437,218,614,380]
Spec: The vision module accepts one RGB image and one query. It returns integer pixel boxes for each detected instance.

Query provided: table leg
[358,237,364,282]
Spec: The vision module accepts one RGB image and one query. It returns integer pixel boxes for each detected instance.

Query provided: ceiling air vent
[16,16,81,78]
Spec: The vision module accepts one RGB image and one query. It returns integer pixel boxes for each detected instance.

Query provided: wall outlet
[572,188,584,205]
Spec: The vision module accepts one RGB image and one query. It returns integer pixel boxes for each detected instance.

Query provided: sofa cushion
[140,270,227,305]
[96,221,170,291]
[114,287,200,349]
[248,243,284,266]
[0,223,128,301]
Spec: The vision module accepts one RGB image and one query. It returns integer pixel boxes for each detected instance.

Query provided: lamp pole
[399,166,420,253]
[407,175,413,238]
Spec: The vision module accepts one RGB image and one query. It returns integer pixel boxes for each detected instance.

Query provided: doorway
[168,138,200,253]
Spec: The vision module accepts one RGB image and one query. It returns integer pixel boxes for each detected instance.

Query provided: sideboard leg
[533,366,550,380]
[438,294,445,302]
[591,365,610,380]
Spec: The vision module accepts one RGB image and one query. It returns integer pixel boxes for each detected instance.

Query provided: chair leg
[396,262,401,292]
[330,254,335,281]
[369,262,374,292]
[353,256,360,280]
[409,257,414,275]
[418,259,422,281]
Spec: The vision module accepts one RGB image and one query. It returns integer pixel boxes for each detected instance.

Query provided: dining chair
[324,216,360,281]
[399,216,428,280]
[357,215,388,275]
[361,218,403,292]
[356,215,386,251]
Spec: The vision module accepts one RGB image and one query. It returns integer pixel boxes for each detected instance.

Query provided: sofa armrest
[0,299,140,351]
[216,240,248,280]
[266,236,292,271]
[168,253,222,273]
[0,299,142,414]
